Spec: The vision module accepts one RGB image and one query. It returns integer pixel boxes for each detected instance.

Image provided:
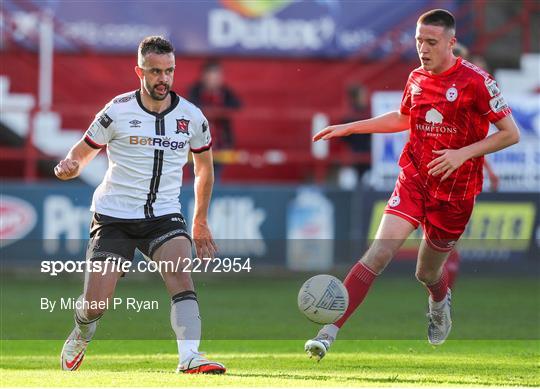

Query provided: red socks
[427,267,449,302]
[334,262,378,328]
[334,259,450,328]
[444,250,460,290]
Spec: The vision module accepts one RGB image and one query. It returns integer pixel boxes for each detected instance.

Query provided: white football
[298,274,349,324]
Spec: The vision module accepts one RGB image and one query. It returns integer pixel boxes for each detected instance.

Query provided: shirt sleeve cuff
[84,135,106,149]
[190,140,212,154]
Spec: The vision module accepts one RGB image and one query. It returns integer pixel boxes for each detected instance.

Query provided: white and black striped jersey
[84,90,212,219]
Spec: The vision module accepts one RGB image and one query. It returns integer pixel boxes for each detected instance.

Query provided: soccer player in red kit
[443,43,501,289]
[305,9,520,359]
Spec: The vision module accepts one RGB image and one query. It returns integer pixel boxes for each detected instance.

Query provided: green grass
[1,274,539,386]
[1,274,539,340]
[1,340,538,386]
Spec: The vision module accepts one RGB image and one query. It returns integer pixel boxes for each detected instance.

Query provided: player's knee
[415,269,439,285]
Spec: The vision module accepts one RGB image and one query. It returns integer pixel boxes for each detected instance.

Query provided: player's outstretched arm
[428,115,520,181]
[313,111,410,141]
[192,150,218,259]
[54,138,101,180]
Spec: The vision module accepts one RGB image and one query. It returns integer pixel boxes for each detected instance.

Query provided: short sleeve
[474,77,511,123]
[84,103,115,149]
[400,76,413,115]
[190,114,212,153]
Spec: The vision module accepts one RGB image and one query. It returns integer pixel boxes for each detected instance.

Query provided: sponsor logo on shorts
[129,136,186,151]
[388,196,400,208]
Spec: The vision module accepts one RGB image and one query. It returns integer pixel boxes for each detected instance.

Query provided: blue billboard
[0,183,353,269]
[1,0,456,58]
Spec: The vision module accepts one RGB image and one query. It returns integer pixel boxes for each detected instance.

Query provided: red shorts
[384,172,475,252]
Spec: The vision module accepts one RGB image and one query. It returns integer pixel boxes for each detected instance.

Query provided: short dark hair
[138,36,174,65]
[418,9,455,32]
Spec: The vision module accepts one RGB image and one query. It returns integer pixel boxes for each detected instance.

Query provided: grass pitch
[1,274,539,386]
[1,340,538,387]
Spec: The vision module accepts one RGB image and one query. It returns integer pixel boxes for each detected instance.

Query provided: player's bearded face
[139,53,175,101]
[146,79,170,101]
[415,24,454,74]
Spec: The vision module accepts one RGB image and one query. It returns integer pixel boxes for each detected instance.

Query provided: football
[297,274,349,324]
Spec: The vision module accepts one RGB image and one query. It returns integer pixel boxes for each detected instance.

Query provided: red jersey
[399,57,511,201]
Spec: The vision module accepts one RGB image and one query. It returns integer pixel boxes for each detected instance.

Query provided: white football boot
[427,289,452,345]
[60,326,93,371]
[305,330,336,361]
[176,352,226,374]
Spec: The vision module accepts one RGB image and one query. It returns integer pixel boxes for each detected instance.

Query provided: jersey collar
[135,89,180,117]
[421,57,462,78]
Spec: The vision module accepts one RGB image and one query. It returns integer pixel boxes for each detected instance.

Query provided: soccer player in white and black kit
[55,36,225,374]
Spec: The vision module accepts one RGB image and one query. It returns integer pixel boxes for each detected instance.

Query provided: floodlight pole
[25,9,54,181]
[39,9,54,112]
[311,113,329,183]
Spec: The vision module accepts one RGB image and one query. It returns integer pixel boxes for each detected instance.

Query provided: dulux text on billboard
[2,0,455,58]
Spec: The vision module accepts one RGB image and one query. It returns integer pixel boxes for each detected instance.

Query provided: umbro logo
[410,84,422,95]
[129,119,142,128]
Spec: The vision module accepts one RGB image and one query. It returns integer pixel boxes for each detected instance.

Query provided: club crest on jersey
[176,119,190,134]
[446,86,458,102]
[388,196,400,208]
